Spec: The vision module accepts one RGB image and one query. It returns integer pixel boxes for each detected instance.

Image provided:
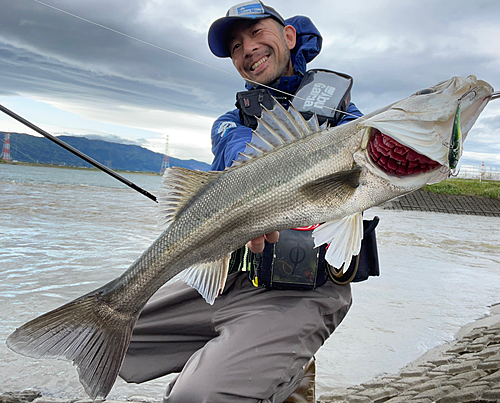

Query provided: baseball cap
[208,1,286,58]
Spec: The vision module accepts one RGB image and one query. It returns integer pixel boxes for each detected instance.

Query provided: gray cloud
[0,0,499,167]
[0,0,240,116]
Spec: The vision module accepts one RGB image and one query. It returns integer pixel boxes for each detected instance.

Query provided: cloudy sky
[1,0,499,168]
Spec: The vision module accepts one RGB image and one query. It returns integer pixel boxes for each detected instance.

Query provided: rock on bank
[318,303,500,403]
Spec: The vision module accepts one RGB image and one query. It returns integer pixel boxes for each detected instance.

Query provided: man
[120,2,366,402]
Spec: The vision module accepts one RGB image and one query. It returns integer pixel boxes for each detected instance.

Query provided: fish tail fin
[6,287,138,400]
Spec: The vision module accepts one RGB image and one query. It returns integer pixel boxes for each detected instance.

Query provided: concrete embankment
[3,305,500,403]
[382,190,500,217]
[318,304,500,403]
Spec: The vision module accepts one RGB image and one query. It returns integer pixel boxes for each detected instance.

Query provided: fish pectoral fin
[180,254,232,305]
[300,166,361,202]
[312,213,364,273]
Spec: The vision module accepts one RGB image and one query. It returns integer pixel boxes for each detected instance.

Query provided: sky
[0,0,499,168]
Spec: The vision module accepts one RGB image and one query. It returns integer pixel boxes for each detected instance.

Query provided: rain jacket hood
[210,15,362,172]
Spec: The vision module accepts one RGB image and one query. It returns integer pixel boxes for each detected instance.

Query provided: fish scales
[7,75,495,400]
[115,120,361,312]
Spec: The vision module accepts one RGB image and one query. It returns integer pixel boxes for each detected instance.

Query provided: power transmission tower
[160,135,170,175]
[1,132,12,161]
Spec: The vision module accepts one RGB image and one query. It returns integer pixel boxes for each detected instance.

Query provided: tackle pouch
[235,69,353,130]
[255,228,328,291]
[252,217,380,290]
[235,88,275,130]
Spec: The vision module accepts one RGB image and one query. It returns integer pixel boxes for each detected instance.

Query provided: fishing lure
[448,104,462,171]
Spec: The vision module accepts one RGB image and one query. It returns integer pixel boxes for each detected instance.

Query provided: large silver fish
[7,75,496,399]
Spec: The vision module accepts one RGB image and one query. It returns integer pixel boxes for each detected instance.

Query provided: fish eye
[415,88,434,95]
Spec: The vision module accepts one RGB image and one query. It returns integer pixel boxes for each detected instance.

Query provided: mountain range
[1,132,210,172]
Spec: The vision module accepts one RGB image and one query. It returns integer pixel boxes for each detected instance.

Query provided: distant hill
[1,132,210,172]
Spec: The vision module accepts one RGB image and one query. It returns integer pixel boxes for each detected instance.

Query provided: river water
[1,164,499,399]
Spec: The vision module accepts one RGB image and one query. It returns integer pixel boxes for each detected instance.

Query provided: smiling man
[228,18,296,85]
[120,2,378,403]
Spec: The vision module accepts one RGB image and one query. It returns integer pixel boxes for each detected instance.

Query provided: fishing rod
[16,0,500,188]
[0,103,158,203]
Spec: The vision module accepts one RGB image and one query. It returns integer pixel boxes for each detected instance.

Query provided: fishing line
[30,0,361,121]
[3,0,364,205]
[21,1,497,181]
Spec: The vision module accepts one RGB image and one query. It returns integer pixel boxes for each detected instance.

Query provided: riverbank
[318,303,500,403]
[3,304,499,403]
[382,189,500,217]
[423,178,500,199]
[0,160,160,175]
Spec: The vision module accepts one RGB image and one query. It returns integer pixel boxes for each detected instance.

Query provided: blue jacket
[210,16,363,171]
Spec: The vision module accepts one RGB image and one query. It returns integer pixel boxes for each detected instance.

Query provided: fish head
[354,75,494,187]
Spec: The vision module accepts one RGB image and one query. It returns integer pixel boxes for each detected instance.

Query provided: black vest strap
[230,69,380,287]
[235,89,275,130]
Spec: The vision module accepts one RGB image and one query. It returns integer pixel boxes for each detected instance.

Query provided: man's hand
[247,231,279,254]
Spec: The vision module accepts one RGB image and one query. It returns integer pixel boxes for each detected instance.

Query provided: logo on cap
[227,1,265,17]
[236,2,265,15]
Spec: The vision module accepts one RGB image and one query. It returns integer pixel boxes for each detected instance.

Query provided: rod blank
[0,103,158,203]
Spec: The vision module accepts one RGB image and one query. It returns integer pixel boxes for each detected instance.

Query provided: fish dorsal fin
[306,113,321,133]
[232,98,319,167]
[180,254,231,304]
[319,119,329,131]
[158,167,223,229]
[287,103,313,136]
[260,102,301,142]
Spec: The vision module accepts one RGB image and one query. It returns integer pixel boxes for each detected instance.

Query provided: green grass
[3,160,499,198]
[422,178,500,199]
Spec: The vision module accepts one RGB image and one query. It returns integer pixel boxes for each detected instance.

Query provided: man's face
[228,18,296,86]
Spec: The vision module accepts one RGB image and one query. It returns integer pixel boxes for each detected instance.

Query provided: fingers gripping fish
[7,75,495,400]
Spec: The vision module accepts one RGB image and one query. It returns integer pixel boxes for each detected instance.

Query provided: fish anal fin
[158,168,223,229]
[312,213,364,271]
[180,254,232,305]
[300,166,361,202]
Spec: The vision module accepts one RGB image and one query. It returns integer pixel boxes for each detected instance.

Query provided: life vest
[236,69,353,129]
[231,69,379,288]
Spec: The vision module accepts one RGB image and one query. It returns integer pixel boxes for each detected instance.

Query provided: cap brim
[208,14,271,58]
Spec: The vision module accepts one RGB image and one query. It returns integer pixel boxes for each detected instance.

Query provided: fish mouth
[367,128,441,176]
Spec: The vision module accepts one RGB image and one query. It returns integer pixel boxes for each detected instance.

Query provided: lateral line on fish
[6,75,494,401]
[30,0,364,122]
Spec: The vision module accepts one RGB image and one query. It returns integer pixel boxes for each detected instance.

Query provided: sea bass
[7,75,496,399]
